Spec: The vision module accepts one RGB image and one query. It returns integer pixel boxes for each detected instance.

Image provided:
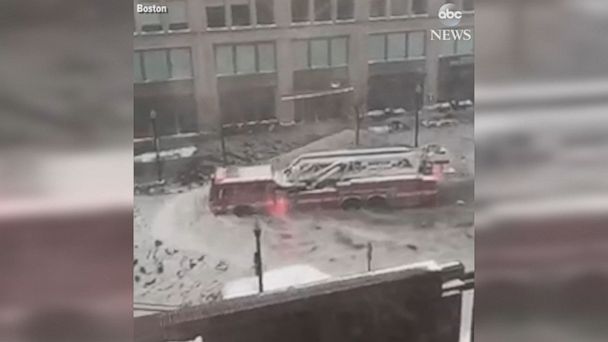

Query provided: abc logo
[438,3,461,27]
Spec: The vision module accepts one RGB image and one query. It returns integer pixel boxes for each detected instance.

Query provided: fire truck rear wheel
[234,205,255,217]
[341,198,362,211]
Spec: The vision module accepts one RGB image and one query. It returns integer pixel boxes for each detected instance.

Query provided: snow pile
[393,108,407,115]
[366,109,385,117]
[135,146,197,163]
[222,264,331,299]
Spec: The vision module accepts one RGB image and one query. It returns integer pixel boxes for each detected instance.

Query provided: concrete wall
[134,263,466,342]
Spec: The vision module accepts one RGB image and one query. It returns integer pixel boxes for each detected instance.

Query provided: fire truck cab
[209,165,281,216]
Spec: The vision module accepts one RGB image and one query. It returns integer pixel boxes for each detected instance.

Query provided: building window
[231,4,251,26]
[143,50,170,81]
[136,48,193,82]
[441,30,473,55]
[216,45,235,75]
[294,40,309,69]
[411,0,427,15]
[441,40,456,56]
[456,38,474,55]
[387,33,406,60]
[369,31,426,62]
[370,0,387,18]
[368,35,386,62]
[314,0,331,21]
[408,31,425,57]
[292,0,310,23]
[256,0,274,25]
[310,39,329,67]
[463,0,474,11]
[136,2,163,32]
[257,42,276,72]
[331,37,348,66]
[134,52,144,82]
[170,48,193,79]
[295,37,349,69]
[167,1,188,30]
[390,0,408,16]
[215,42,277,75]
[207,6,226,28]
[236,44,257,73]
[336,0,354,20]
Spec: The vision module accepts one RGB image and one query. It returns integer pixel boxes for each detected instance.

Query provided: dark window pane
[408,31,425,57]
[137,3,163,32]
[463,0,474,11]
[294,40,309,69]
[314,0,331,21]
[236,44,256,74]
[256,0,274,24]
[258,43,276,72]
[370,0,386,18]
[232,4,251,26]
[134,53,144,82]
[387,33,406,60]
[310,39,329,67]
[292,0,309,22]
[331,37,348,66]
[207,6,226,28]
[368,35,386,62]
[168,1,189,30]
[412,0,427,15]
[407,31,425,57]
[390,0,407,16]
[337,0,354,20]
[216,46,235,75]
[143,50,170,81]
[170,48,192,79]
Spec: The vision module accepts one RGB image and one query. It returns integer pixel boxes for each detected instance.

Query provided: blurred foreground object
[1,0,132,340]
[476,0,608,340]
[135,261,473,342]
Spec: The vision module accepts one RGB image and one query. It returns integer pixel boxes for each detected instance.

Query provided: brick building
[134,0,474,138]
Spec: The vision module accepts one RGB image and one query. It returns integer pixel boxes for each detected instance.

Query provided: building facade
[134,0,474,138]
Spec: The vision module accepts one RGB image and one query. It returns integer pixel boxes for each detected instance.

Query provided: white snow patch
[368,126,391,134]
[222,264,331,299]
[134,146,197,163]
[366,109,385,117]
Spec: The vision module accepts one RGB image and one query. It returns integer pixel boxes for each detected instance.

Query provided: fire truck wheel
[233,205,255,217]
[366,196,389,210]
[341,198,362,211]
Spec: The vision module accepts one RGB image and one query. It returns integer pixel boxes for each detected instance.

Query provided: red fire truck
[209,146,449,216]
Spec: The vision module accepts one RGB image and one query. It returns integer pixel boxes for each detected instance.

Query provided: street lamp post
[354,105,361,146]
[150,110,163,183]
[253,219,264,293]
[414,83,424,147]
[219,121,227,166]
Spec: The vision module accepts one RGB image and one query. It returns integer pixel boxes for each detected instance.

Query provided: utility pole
[219,122,227,166]
[366,242,373,272]
[150,110,163,183]
[253,218,263,293]
[354,105,361,146]
[414,83,423,147]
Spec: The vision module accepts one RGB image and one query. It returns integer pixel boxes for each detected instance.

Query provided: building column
[424,0,443,105]
[350,0,370,109]
[275,37,295,124]
[349,29,369,110]
[425,34,441,106]
[195,39,221,130]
